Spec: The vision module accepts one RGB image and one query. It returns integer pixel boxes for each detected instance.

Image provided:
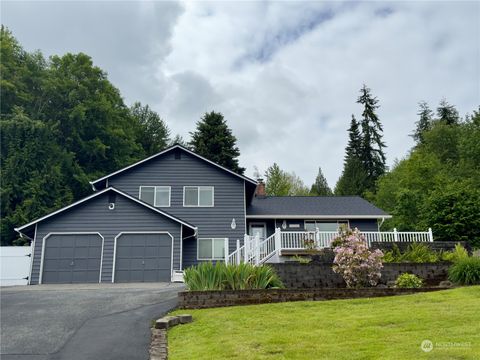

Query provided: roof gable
[15,187,196,237]
[90,144,257,188]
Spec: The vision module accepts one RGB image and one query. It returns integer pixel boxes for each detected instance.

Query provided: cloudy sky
[2,1,479,186]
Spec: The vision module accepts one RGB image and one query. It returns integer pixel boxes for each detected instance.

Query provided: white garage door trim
[39,232,105,284]
[112,231,174,283]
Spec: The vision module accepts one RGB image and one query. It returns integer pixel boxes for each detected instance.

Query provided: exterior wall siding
[31,193,181,284]
[246,218,379,237]
[106,149,246,268]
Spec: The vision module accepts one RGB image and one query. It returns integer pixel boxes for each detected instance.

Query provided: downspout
[378,217,386,230]
[89,181,97,192]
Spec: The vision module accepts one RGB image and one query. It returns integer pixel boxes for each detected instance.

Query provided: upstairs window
[183,186,214,207]
[139,186,171,207]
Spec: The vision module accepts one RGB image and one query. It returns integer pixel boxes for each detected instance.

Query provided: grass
[169,287,480,359]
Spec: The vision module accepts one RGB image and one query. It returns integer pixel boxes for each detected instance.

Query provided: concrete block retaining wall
[178,287,448,309]
[269,262,451,288]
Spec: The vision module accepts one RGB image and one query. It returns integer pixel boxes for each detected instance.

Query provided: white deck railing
[226,228,433,266]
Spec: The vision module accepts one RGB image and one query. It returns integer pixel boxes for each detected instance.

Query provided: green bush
[448,257,480,285]
[183,262,284,291]
[383,243,439,263]
[395,273,423,288]
[441,243,469,262]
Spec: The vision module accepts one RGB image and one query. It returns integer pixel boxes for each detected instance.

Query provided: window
[139,186,171,207]
[183,186,214,207]
[198,238,226,260]
[304,220,349,232]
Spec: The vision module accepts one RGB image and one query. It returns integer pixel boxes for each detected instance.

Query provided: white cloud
[2,1,479,187]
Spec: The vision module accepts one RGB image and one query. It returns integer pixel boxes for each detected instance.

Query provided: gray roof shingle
[246,196,390,217]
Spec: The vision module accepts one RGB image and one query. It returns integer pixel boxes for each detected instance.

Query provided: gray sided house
[16,145,391,284]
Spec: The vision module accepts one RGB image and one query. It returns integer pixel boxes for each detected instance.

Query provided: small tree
[411,101,433,145]
[332,229,384,288]
[437,98,459,125]
[310,167,332,196]
[189,111,245,174]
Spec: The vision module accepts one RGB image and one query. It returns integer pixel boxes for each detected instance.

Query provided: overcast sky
[2,1,479,186]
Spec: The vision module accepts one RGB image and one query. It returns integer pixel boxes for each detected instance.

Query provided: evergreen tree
[264,163,291,196]
[310,167,332,196]
[411,101,433,145]
[189,111,245,174]
[357,84,386,191]
[344,115,362,162]
[437,98,459,125]
[0,111,75,245]
[130,102,170,155]
[334,157,368,196]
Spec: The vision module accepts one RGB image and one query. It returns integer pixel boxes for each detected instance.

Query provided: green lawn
[169,287,480,359]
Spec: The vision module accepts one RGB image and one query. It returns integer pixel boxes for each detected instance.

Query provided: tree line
[0,27,242,245]
[1,26,479,247]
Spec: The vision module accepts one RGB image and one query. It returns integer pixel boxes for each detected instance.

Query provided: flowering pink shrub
[332,229,384,288]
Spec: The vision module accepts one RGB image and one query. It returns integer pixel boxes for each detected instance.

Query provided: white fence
[0,246,32,286]
[227,228,434,266]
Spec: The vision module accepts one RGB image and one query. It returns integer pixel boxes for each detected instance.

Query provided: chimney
[255,178,266,198]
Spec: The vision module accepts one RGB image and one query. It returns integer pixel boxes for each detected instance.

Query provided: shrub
[383,243,469,263]
[183,262,284,291]
[332,229,384,288]
[395,273,423,288]
[441,243,469,262]
[330,225,354,248]
[383,243,439,263]
[448,257,480,285]
[183,262,224,291]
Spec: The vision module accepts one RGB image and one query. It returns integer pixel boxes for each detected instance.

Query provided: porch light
[282,220,287,230]
[231,218,236,230]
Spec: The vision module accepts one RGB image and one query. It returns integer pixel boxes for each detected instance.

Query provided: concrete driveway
[1,283,184,360]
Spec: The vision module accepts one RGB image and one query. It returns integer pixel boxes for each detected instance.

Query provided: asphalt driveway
[1,283,184,360]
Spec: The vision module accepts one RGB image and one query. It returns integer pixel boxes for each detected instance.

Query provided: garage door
[42,233,102,284]
[114,233,172,283]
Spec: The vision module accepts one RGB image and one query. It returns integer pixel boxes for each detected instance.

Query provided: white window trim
[183,186,214,207]
[304,220,350,231]
[197,238,228,260]
[139,186,171,207]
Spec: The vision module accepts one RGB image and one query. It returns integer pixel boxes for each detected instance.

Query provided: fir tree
[437,98,459,125]
[344,115,362,162]
[411,101,433,145]
[189,111,245,174]
[310,167,332,196]
[334,157,368,196]
[357,84,386,191]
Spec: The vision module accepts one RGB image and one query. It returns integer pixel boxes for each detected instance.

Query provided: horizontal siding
[246,218,380,236]
[108,149,246,268]
[32,193,181,284]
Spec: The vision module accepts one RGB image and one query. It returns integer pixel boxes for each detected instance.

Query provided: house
[15,144,431,284]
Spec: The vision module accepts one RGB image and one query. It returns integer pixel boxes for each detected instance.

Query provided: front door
[249,223,266,240]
